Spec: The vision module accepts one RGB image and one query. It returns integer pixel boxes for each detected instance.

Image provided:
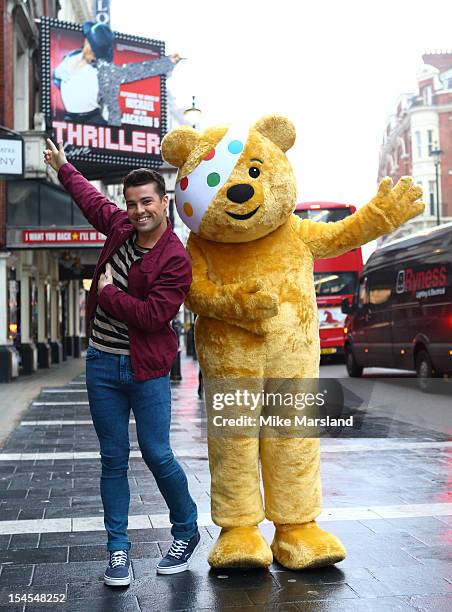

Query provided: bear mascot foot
[208,526,273,568]
[271,522,346,570]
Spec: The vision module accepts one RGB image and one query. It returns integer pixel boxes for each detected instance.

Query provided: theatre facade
[0,2,182,381]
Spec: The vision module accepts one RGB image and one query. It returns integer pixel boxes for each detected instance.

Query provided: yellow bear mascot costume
[162,115,424,570]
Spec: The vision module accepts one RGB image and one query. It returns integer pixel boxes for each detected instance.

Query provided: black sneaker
[104,550,131,586]
[157,531,201,575]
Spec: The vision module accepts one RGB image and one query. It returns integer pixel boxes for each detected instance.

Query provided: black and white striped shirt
[89,233,150,355]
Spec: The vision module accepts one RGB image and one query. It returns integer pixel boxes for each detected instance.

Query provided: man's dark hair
[123,168,166,199]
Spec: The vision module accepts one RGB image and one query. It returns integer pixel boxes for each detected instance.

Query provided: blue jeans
[85,346,198,551]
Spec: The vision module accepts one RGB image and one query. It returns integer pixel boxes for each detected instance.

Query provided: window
[7,182,39,226]
[367,270,393,309]
[72,203,88,225]
[14,27,29,131]
[358,277,369,306]
[427,130,434,155]
[314,272,358,297]
[294,208,352,223]
[7,278,19,343]
[7,180,89,227]
[369,288,392,305]
[422,86,433,106]
[414,131,422,158]
[40,183,72,226]
[440,70,452,89]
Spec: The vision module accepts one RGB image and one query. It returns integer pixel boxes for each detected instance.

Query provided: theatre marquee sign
[40,17,170,178]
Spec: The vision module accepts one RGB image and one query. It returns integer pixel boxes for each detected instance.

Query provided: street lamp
[429,145,443,226]
[183,96,202,129]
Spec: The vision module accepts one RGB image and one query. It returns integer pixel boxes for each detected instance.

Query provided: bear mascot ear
[253,114,296,153]
[161,126,202,168]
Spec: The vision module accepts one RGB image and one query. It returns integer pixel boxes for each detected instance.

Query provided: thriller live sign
[52,123,160,155]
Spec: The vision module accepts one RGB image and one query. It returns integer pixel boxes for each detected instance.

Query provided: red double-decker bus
[294,202,363,357]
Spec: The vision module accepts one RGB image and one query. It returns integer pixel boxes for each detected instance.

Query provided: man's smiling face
[125,183,168,236]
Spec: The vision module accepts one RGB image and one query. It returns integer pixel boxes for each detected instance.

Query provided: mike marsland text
[212,415,354,428]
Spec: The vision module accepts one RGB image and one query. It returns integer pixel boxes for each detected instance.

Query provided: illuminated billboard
[40,17,174,177]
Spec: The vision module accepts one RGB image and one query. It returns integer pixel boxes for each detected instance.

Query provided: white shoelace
[167,539,189,559]
[110,550,128,567]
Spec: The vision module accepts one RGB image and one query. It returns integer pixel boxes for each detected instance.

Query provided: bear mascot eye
[249,166,260,178]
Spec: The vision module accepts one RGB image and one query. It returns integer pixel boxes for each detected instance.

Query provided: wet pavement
[0,355,451,611]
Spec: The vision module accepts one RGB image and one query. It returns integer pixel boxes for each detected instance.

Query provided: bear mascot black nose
[227,184,255,204]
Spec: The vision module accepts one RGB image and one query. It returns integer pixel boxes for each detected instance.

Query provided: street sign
[22,229,106,244]
[0,137,24,176]
[93,0,111,26]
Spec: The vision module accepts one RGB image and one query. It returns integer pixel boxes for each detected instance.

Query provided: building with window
[0,0,72,381]
[377,51,452,243]
[0,0,187,381]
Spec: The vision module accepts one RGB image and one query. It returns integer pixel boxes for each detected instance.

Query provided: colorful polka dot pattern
[175,125,249,233]
[204,149,215,161]
[183,202,193,217]
[207,172,220,187]
[228,140,243,154]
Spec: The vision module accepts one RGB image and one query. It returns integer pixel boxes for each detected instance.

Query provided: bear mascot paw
[272,522,346,570]
[208,526,273,568]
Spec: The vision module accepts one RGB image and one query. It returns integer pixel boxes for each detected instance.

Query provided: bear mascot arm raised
[162,114,424,570]
[186,173,423,326]
[295,175,423,260]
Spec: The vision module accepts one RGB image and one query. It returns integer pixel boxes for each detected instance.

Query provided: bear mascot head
[162,115,297,243]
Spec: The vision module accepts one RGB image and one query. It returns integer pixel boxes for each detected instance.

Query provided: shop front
[0,178,102,381]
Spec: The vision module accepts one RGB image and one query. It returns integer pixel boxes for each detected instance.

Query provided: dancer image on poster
[53,21,180,126]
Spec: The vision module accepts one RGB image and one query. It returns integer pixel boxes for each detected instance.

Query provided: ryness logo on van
[396,265,447,296]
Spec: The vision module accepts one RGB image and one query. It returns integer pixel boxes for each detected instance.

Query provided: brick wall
[0,2,59,248]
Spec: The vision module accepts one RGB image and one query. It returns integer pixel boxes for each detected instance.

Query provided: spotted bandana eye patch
[175,126,249,233]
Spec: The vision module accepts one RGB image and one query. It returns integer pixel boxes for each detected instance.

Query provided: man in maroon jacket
[44,140,200,585]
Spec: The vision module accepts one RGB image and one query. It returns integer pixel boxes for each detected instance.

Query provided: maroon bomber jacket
[58,163,192,381]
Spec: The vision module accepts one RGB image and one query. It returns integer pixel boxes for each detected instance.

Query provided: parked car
[342,222,452,390]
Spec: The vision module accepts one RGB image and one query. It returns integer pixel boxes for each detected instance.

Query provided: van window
[314,272,357,296]
[369,287,392,305]
[367,269,393,308]
[358,277,368,306]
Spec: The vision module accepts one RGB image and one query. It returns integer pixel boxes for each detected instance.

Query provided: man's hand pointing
[43,138,68,172]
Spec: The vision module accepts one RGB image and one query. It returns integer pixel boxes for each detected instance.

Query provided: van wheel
[345,347,363,377]
[415,350,437,393]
